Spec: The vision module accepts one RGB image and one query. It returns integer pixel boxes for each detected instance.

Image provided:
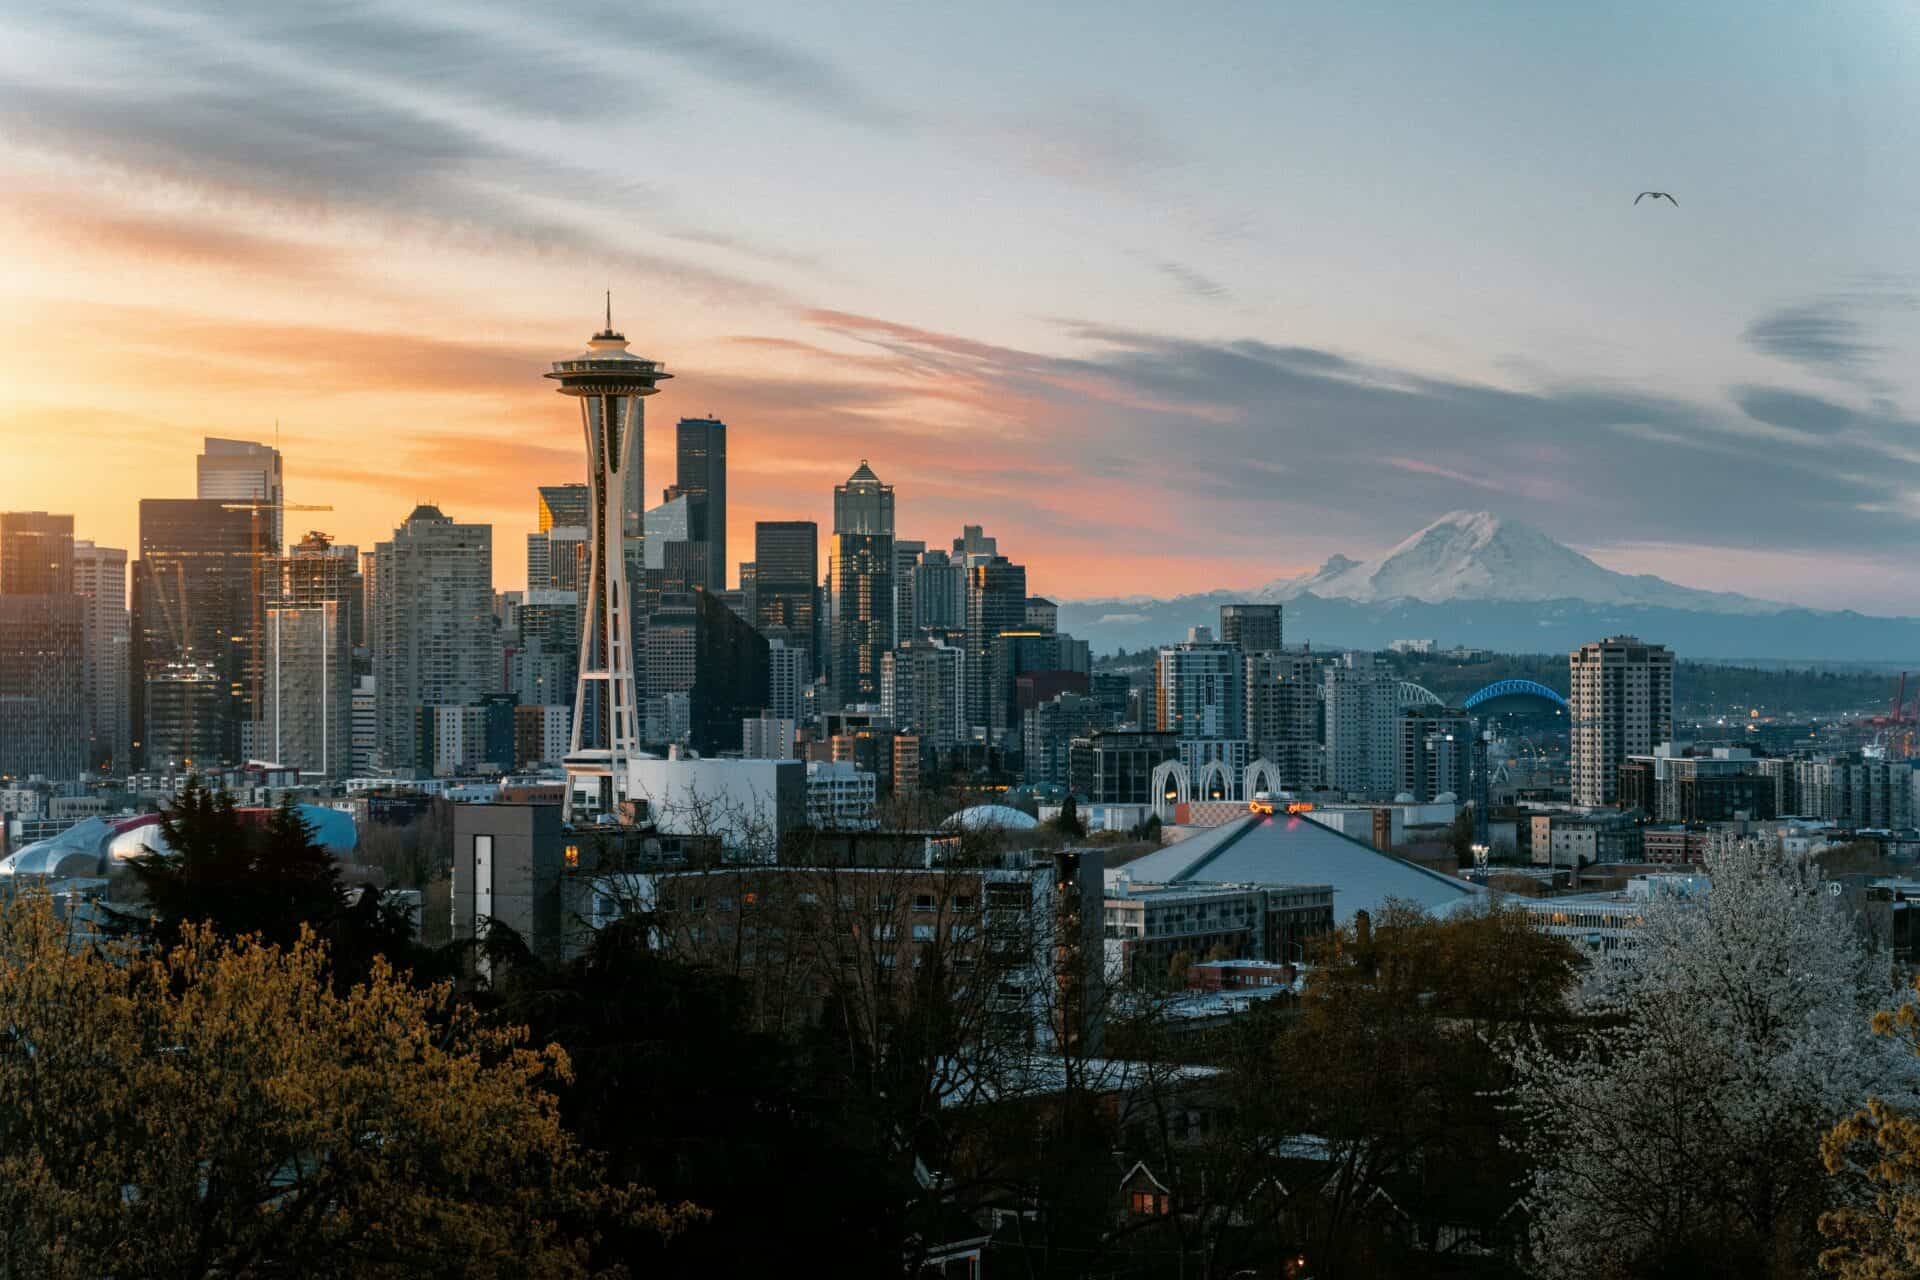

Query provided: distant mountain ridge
[1256,511,1779,614]
[1058,512,1920,660]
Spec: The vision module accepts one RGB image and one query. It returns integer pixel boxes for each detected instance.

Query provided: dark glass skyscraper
[131,499,257,771]
[673,417,727,592]
[755,520,818,673]
[965,554,1027,732]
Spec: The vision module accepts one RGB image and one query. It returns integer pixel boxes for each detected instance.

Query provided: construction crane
[221,500,333,752]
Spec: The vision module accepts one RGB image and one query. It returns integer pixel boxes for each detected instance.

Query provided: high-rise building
[892,539,924,646]
[0,512,74,595]
[881,638,964,751]
[754,520,818,675]
[1154,628,1246,741]
[1220,603,1282,653]
[964,553,1026,732]
[830,461,895,707]
[371,505,494,772]
[1025,596,1059,636]
[260,532,358,779]
[351,675,377,774]
[546,311,669,818]
[1323,652,1399,798]
[912,548,964,632]
[72,540,130,771]
[953,525,997,562]
[673,417,727,592]
[195,438,285,552]
[537,483,590,533]
[132,500,257,772]
[1395,705,1472,803]
[1024,691,1110,788]
[1246,647,1319,790]
[1570,635,1674,808]
[0,594,86,781]
[641,590,770,754]
[768,640,809,723]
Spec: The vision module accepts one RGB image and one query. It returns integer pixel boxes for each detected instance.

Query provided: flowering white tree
[1508,835,1916,1279]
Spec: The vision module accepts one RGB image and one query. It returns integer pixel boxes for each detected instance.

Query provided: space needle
[546,298,671,820]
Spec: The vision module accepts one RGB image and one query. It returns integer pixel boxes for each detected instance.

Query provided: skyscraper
[755,521,818,673]
[1246,647,1319,789]
[1219,603,1282,652]
[912,548,963,631]
[546,310,670,818]
[830,461,895,707]
[674,417,727,592]
[371,505,494,772]
[537,483,590,532]
[1323,652,1399,798]
[963,553,1025,731]
[196,438,284,552]
[0,595,85,781]
[1570,635,1674,809]
[72,539,130,770]
[132,500,257,771]
[262,532,356,778]
[892,538,924,646]
[0,512,74,595]
[1154,629,1246,741]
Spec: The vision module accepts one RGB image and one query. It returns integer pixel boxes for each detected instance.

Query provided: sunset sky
[7,1,1920,608]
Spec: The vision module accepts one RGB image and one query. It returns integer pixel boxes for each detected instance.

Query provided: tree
[1053,792,1086,838]
[0,894,698,1277]
[1817,976,1920,1278]
[119,785,431,989]
[1508,835,1913,1279]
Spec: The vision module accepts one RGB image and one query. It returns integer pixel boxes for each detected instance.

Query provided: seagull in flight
[1634,191,1678,206]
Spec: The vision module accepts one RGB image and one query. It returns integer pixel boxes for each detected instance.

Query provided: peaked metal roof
[1115,813,1480,924]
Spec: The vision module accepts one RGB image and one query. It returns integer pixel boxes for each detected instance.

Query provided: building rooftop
[1117,812,1481,925]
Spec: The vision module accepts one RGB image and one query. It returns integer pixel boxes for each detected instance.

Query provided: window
[1129,1191,1169,1215]
[912,923,936,942]
[912,893,936,913]
[951,894,977,914]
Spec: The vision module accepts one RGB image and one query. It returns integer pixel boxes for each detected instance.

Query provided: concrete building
[1246,647,1320,791]
[625,755,806,855]
[1569,635,1674,808]
[1394,705,1472,803]
[71,539,130,772]
[371,505,494,773]
[1218,602,1282,653]
[741,711,796,760]
[1086,730,1181,806]
[1324,652,1400,799]
[350,676,377,774]
[1025,691,1112,789]
[892,539,925,647]
[513,703,571,767]
[451,804,566,965]
[829,461,895,707]
[806,759,877,829]
[1103,880,1333,981]
[881,638,963,752]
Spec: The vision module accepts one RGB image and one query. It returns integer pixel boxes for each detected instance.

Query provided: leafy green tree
[1053,792,1086,837]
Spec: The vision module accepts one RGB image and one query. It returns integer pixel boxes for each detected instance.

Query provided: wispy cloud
[1153,258,1231,301]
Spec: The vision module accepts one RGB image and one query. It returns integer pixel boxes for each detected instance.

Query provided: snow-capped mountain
[1056,511,1919,658]
[1258,511,1780,615]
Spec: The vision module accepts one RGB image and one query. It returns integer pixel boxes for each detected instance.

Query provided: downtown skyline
[8,2,1920,608]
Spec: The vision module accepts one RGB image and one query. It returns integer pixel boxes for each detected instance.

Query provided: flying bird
[1634,191,1678,206]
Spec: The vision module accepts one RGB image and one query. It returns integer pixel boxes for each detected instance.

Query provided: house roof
[1113,813,1480,925]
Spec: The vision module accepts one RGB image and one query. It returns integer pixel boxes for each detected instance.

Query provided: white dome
[942,804,1039,832]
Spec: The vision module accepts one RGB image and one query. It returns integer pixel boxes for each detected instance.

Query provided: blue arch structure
[1463,678,1569,713]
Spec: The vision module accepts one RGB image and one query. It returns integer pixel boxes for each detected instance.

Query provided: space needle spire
[546,306,672,821]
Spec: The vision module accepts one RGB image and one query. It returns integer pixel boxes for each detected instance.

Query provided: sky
[6,1,1920,609]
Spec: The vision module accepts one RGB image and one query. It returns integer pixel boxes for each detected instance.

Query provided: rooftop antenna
[605,289,612,332]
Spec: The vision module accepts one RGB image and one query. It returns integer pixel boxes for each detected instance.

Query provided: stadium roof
[1115,813,1480,924]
